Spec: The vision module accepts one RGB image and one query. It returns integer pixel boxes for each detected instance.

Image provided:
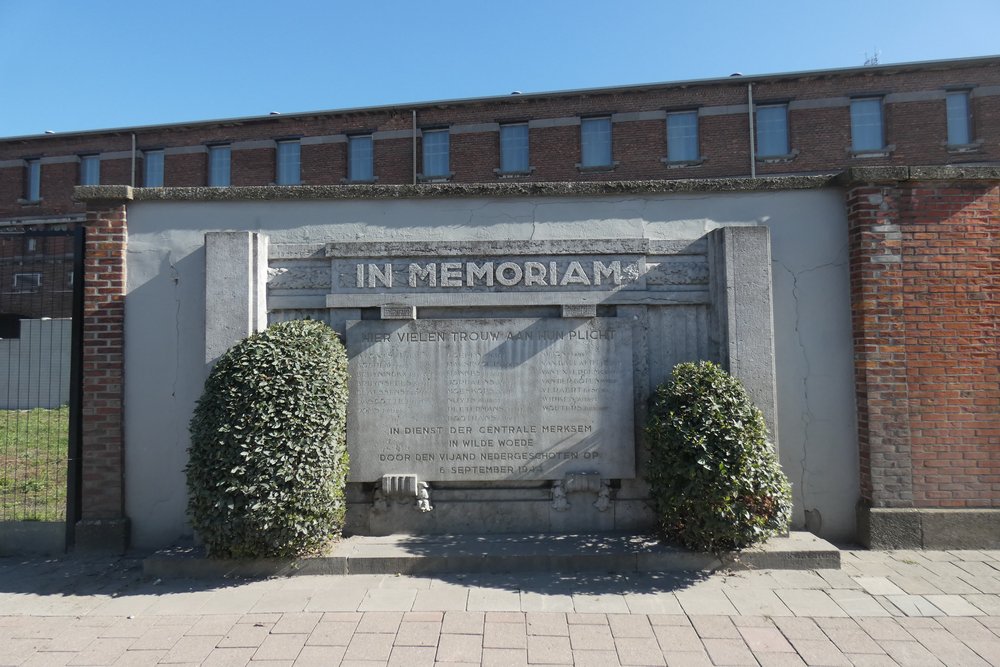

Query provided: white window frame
[25,159,41,201]
[666,111,700,163]
[207,144,231,187]
[851,98,885,152]
[275,139,301,185]
[499,123,530,174]
[580,117,612,168]
[348,135,374,182]
[946,91,973,146]
[79,155,100,186]
[421,129,450,179]
[755,104,790,157]
[144,150,164,187]
[13,273,42,290]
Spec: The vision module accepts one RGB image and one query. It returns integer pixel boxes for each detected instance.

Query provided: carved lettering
[408,262,437,287]
[349,257,642,291]
[466,261,494,286]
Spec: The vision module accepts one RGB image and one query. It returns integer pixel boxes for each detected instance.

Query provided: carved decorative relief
[645,261,710,285]
[267,266,331,290]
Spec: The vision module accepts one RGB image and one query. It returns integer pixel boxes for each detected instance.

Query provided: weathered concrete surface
[203,232,268,366]
[122,188,856,548]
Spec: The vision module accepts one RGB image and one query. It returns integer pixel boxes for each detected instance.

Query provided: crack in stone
[774,248,848,524]
[774,260,811,513]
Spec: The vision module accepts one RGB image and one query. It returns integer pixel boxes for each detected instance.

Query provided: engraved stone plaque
[347,318,636,482]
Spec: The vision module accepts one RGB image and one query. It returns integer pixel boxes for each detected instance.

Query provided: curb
[144,532,839,579]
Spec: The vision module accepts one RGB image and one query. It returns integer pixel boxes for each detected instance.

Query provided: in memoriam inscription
[346,318,636,482]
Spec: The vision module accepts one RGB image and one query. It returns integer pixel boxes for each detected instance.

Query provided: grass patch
[1,406,68,521]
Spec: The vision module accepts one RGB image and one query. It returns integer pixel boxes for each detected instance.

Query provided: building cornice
[74,175,844,204]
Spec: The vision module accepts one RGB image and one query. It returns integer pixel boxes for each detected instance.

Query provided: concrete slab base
[74,518,130,554]
[143,531,839,579]
[859,507,1000,549]
[0,521,65,556]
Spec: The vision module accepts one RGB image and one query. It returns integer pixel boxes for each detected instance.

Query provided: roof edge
[74,176,840,204]
[12,54,1000,143]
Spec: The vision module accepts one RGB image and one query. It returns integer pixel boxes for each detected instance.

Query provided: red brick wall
[849,177,1000,509]
[80,203,126,520]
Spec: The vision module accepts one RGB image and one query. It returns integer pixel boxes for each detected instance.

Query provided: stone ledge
[841,165,1000,185]
[75,175,838,204]
[858,507,1000,549]
[143,531,839,579]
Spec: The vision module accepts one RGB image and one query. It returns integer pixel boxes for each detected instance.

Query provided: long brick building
[2,56,998,222]
[1,56,998,551]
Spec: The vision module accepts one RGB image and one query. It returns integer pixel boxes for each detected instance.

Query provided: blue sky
[2,0,998,138]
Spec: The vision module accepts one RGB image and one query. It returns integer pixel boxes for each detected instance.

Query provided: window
[580,117,612,168]
[666,111,699,162]
[276,140,301,185]
[946,91,972,146]
[348,135,374,181]
[851,98,884,152]
[79,155,100,185]
[422,129,450,178]
[144,150,164,187]
[499,123,529,173]
[13,273,42,291]
[25,159,41,201]
[208,145,231,187]
[755,105,789,157]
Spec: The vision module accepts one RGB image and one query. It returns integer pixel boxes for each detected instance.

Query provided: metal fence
[0,228,82,531]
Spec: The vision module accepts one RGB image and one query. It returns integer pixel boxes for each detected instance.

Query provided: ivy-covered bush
[646,361,791,553]
[186,320,350,559]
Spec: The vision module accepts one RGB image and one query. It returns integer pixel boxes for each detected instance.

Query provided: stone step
[143,531,839,579]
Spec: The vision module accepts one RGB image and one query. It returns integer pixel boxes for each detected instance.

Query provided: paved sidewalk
[1,549,999,666]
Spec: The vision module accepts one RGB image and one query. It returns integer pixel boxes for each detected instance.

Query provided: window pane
[667,112,699,161]
[80,155,100,186]
[581,117,612,167]
[26,160,41,201]
[851,99,883,151]
[756,105,788,156]
[144,150,164,187]
[349,135,374,181]
[946,92,971,145]
[500,124,529,173]
[208,145,231,187]
[423,130,449,177]
[276,140,301,185]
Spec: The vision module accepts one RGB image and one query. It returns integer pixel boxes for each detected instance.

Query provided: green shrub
[186,320,350,558]
[646,361,791,553]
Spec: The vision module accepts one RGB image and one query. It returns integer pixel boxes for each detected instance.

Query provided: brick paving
[0,549,999,665]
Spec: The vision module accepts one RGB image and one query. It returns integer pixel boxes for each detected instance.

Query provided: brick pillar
[847,183,913,510]
[847,168,1000,548]
[75,198,130,551]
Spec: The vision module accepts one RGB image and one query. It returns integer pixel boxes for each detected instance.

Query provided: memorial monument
[253,231,778,535]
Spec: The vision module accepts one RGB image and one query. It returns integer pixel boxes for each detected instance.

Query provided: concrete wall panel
[123,189,857,547]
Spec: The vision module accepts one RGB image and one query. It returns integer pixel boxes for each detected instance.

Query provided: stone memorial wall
[263,231,777,535]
